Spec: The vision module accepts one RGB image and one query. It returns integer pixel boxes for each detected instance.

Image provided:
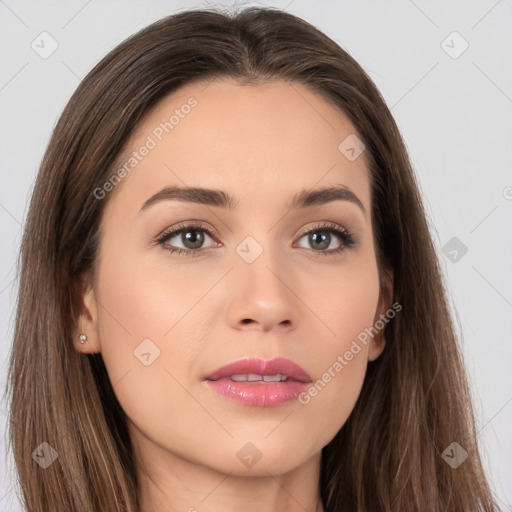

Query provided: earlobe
[74,278,101,354]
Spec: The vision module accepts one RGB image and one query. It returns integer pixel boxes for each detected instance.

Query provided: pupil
[310,232,330,250]
[183,230,204,249]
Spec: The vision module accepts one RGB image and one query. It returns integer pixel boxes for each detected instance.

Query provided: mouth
[203,357,312,407]
[216,373,291,382]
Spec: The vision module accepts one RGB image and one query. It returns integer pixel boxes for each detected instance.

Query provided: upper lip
[204,357,312,383]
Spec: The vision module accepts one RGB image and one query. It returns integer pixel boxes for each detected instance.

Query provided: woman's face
[77,79,389,476]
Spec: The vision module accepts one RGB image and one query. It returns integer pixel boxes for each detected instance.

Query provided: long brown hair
[4,6,496,511]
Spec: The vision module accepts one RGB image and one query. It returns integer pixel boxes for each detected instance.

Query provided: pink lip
[203,357,312,407]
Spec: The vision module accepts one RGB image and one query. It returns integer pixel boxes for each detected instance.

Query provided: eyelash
[154,221,356,258]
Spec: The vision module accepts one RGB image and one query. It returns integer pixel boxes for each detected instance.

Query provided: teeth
[221,374,288,382]
[231,374,249,382]
[263,374,285,382]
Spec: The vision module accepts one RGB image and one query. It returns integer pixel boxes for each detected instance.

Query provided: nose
[226,242,300,333]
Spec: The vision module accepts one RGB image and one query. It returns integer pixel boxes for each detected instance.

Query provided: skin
[75,79,392,512]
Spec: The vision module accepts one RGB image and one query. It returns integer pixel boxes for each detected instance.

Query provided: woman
[4,6,497,512]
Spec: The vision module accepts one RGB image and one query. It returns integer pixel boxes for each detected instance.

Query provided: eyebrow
[140,184,366,217]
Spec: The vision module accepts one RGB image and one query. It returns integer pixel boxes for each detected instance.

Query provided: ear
[368,267,394,362]
[73,274,101,354]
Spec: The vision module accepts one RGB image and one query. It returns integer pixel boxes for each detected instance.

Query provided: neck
[133,431,324,512]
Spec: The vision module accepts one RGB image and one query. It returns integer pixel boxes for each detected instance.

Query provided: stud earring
[79,334,87,344]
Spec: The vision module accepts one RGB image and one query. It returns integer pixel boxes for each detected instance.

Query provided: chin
[200,441,317,477]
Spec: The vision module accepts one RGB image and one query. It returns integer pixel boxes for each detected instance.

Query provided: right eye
[156,223,220,256]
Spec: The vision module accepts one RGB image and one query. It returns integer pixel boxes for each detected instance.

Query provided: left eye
[296,229,344,252]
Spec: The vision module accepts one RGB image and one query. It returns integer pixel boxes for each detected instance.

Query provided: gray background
[1,0,511,510]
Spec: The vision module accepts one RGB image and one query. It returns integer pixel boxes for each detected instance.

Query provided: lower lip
[204,380,310,407]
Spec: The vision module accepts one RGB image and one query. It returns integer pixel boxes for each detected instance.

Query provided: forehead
[105,79,371,219]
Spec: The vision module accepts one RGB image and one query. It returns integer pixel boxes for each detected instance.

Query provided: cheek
[92,240,225,408]
[302,246,380,362]
[92,251,209,452]
[95,243,212,351]
[295,253,380,445]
